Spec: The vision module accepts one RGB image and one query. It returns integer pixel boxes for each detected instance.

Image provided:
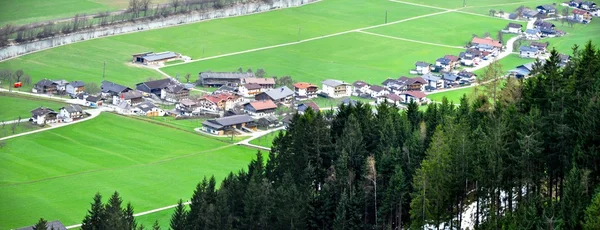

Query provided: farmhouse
[536,5,557,15]
[255,86,294,104]
[442,73,462,87]
[32,79,58,94]
[444,55,460,68]
[435,58,452,72]
[471,37,502,51]
[459,48,483,66]
[175,98,199,115]
[530,42,549,52]
[85,95,103,107]
[239,83,262,97]
[523,8,539,19]
[132,51,180,65]
[352,80,370,95]
[66,81,85,95]
[134,101,165,117]
[422,73,444,90]
[241,77,276,91]
[136,78,175,97]
[198,72,253,87]
[573,9,593,22]
[399,76,426,91]
[59,104,84,120]
[398,91,429,105]
[214,85,239,95]
[520,46,540,58]
[376,93,404,107]
[244,100,278,117]
[414,61,432,74]
[162,84,189,102]
[201,114,256,135]
[293,82,318,100]
[297,101,320,114]
[31,107,58,125]
[525,29,542,40]
[118,90,145,105]
[53,80,69,93]
[101,80,132,97]
[534,20,555,30]
[368,85,389,98]
[321,79,353,98]
[507,23,523,33]
[199,93,241,111]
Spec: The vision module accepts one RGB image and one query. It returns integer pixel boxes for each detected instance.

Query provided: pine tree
[103,191,125,230]
[187,178,207,229]
[583,189,600,230]
[170,199,187,230]
[242,175,272,230]
[332,189,348,230]
[152,220,160,230]
[81,192,105,230]
[560,165,585,229]
[33,218,48,230]
[124,202,137,230]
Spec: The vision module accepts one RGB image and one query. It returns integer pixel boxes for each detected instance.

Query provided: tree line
[24,41,600,229]
[0,0,274,47]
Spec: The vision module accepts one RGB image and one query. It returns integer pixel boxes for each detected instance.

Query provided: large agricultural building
[132,51,180,65]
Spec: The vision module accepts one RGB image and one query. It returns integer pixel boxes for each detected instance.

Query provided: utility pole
[385,10,388,23]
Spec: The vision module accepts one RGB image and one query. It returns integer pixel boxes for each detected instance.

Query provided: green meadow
[366,12,525,47]
[162,32,462,84]
[0,113,262,229]
[0,93,67,121]
[249,131,285,148]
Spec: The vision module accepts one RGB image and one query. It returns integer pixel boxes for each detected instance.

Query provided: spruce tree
[81,192,105,230]
[103,191,125,230]
[152,220,160,230]
[33,218,48,230]
[583,189,600,230]
[170,199,187,230]
[124,202,137,230]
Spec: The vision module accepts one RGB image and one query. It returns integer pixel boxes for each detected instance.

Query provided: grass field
[0,112,262,229]
[0,122,44,138]
[249,131,285,148]
[365,12,525,47]
[428,87,474,103]
[306,96,374,109]
[162,32,462,84]
[0,0,439,91]
[0,93,67,121]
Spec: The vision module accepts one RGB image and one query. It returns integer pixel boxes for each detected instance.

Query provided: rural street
[1,119,28,125]
[0,88,85,105]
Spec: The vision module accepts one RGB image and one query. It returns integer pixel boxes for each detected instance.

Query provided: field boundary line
[0,0,324,63]
[357,31,465,49]
[159,10,454,74]
[387,0,527,22]
[465,0,548,8]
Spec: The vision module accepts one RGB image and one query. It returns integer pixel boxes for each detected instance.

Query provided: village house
[175,98,199,116]
[368,85,389,98]
[66,81,85,95]
[435,57,452,72]
[507,23,523,33]
[162,84,190,102]
[58,104,84,121]
[510,62,539,78]
[459,48,483,66]
[414,61,432,74]
[520,46,540,58]
[540,28,559,38]
[198,93,241,111]
[534,20,555,30]
[352,80,370,95]
[198,72,253,87]
[101,80,132,98]
[201,114,256,135]
[471,37,502,54]
[536,4,557,15]
[580,1,597,10]
[136,78,174,97]
[293,82,318,100]
[239,83,262,97]
[381,79,405,94]
[255,86,294,104]
[214,85,239,95]
[321,79,353,98]
[573,9,593,22]
[444,55,460,69]
[376,93,404,107]
[118,90,145,106]
[53,80,69,93]
[244,100,278,117]
[400,76,427,91]
[398,91,429,105]
[32,79,58,94]
[442,73,464,87]
[530,41,549,52]
[422,73,444,90]
[134,101,165,117]
[525,29,542,40]
[297,101,320,114]
[132,51,180,65]
[523,8,539,19]
[85,95,103,107]
[458,71,477,82]
[31,107,58,125]
[241,77,276,91]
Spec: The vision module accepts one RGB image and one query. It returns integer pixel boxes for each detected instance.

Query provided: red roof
[203,93,236,104]
[302,101,320,111]
[248,100,277,110]
[403,91,427,99]
[471,37,502,48]
[293,82,318,89]
[243,77,275,85]
[444,55,459,62]
[573,9,588,15]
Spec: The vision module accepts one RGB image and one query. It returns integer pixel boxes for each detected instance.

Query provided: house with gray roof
[422,73,444,90]
[132,51,180,65]
[17,220,67,230]
[198,72,253,87]
[201,114,256,135]
[255,86,294,104]
[33,79,58,94]
[520,46,540,58]
[66,81,85,95]
[322,79,353,98]
[368,85,389,98]
[31,107,58,125]
[133,101,165,117]
[59,104,84,120]
[101,80,131,97]
[414,61,432,74]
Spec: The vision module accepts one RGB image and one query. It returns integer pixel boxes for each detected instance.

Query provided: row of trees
[0,0,274,47]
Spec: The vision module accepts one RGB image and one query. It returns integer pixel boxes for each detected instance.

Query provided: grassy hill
[0,112,261,229]
[0,92,67,121]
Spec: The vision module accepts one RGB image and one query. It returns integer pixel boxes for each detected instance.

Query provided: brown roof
[180,98,197,106]
[243,83,262,90]
[299,101,320,112]
[444,55,459,62]
[248,100,278,110]
[382,93,403,102]
[293,82,318,89]
[243,77,276,85]
[530,42,548,49]
[402,91,427,99]
[471,37,502,48]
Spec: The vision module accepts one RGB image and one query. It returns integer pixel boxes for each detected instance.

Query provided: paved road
[0,88,85,105]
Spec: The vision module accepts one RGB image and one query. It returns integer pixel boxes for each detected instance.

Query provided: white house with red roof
[398,91,429,105]
[293,82,319,100]
[376,93,404,107]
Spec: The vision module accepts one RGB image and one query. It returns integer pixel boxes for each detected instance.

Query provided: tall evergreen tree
[103,191,126,230]
[582,189,600,230]
[81,192,105,230]
[33,218,48,230]
[170,199,187,230]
